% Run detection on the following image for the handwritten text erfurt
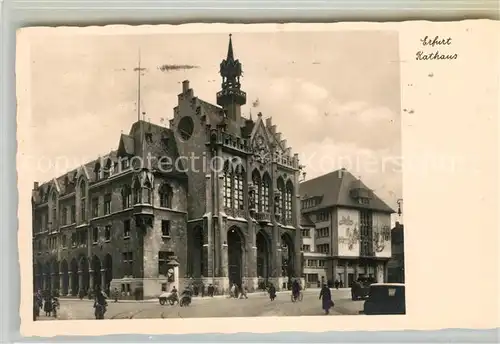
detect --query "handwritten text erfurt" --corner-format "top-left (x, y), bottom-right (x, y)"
top-left (416, 35), bottom-right (458, 61)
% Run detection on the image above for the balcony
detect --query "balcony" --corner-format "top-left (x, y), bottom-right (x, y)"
top-left (254, 211), bottom-right (271, 225)
top-left (221, 132), bottom-right (252, 153)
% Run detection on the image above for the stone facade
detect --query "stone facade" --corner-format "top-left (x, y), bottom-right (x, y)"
top-left (32, 35), bottom-right (303, 299)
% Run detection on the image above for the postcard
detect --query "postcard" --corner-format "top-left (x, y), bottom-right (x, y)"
top-left (16, 21), bottom-right (499, 336)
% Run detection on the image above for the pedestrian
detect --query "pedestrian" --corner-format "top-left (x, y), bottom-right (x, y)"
top-left (339, 280), bottom-right (344, 288)
top-left (268, 283), bottom-right (276, 301)
top-left (239, 283), bottom-right (248, 299)
top-left (113, 288), bottom-right (119, 302)
top-left (319, 283), bottom-right (334, 315)
top-left (334, 280), bottom-right (339, 289)
top-left (201, 283), bottom-right (205, 297)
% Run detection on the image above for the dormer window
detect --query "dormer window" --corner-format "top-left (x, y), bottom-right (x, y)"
top-left (145, 132), bottom-right (153, 143)
top-left (121, 157), bottom-right (130, 171)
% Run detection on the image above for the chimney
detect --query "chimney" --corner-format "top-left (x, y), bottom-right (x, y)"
top-left (182, 80), bottom-right (190, 93)
top-left (33, 182), bottom-right (39, 190)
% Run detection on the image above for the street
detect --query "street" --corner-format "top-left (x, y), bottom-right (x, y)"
top-left (36, 289), bottom-right (364, 320)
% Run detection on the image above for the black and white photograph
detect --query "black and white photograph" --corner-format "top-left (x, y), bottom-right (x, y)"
top-left (24, 26), bottom-right (405, 321)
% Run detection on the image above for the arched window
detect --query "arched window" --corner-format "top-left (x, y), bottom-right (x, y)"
top-left (121, 185), bottom-right (132, 209)
top-left (144, 181), bottom-right (152, 204)
top-left (94, 162), bottom-right (101, 181)
top-left (234, 166), bottom-right (244, 210)
top-left (134, 185), bottom-right (142, 204)
top-left (262, 174), bottom-right (271, 213)
top-left (79, 181), bottom-right (87, 222)
top-left (103, 159), bottom-right (112, 178)
top-left (223, 162), bottom-right (233, 209)
top-left (51, 193), bottom-right (57, 229)
top-left (252, 170), bottom-right (261, 211)
top-left (276, 178), bottom-right (285, 221)
top-left (159, 183), bottom-right (173, 208)
top-left (285, 181), bottom-right (293, 221)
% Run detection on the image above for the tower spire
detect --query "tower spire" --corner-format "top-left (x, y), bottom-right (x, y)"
top-left (137, 49), bottom-right (142, 122)
top-left (227, 33), bottom-right (234, 61)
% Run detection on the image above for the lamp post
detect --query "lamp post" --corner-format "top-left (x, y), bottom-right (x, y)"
top-left (396, 199), bottom-right (403, 216)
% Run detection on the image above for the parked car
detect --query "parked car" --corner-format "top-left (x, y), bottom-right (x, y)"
top-left (351, 277), bottom-right (373, 300)
top-left (363, 283), bottom-right (406, 315)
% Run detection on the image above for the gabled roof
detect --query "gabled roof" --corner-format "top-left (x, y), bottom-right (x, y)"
top-left (300, 169), bottom-right (395, 214)
top-left (118, 134), bottom-right (135, 156)
top-left (300, 214), bottom-right (315, 228)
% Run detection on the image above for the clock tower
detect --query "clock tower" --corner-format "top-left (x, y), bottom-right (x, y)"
top-left (217, 34), bottom-right (247, 135)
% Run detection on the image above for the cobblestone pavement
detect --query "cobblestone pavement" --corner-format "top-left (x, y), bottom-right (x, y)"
top-left (35, 289), bottom-right (364, 320)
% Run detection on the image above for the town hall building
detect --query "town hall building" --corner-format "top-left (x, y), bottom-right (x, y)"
top-left (31, 35), bottom-right (303, 299)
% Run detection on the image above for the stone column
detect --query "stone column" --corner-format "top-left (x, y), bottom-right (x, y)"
top-left (78, 270), bottom-right (83, 293)
top-left (220, 236), bottom-right (228, 278)
top-left (272, 224), bottom-right (282, 278)
top-left (51, 272), bottom-right (56, 291)
top-left (67, 272), bottom-right (73, 296)
top-left (101, 268), bottom-right (107, 291)
top-left (204, 173), bottom-right (214, 279)
top-left (89, 269), bottom-right (94, 289)
top-left (42, 273), bottom-right (47, 290)
top-left (293, 194), bottom-right (302, 277)
top-left (354, 262), bottom-right (359, 281)
top-left (59, 272), bottom-right (65, 295)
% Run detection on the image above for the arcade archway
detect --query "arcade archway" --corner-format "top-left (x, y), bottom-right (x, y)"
top-left (61, 260), bottom-right (69, 296)
top-left (70, 258), bottom-right (78, 295)
top-left (227, 226), bottom-right (244, 286)
top-left (91, 255), bottom-right (102, 290)
top-left (104, 254), bottom-right (113, 293)
top-left (281, 233), bottom-right (295, 278)
top-left (79, 256), bottom-right (89, 292)
top-left (256, 230), bottom-right (271, 280)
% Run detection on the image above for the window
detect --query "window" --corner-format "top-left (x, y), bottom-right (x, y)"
top-left (104, 194), bottom-right (111, 215)
top-left (61, 235), bottom-right (67, 248)
top-left (223, 164), bottom-right (232, 208)
top-left (161, 220), bottom-right (170, 237)
top-left (262, 177), bottom-right (270, 212)
top-left (134, 187), bottom-right (141, 204)
top-left (123, 220), bottom-right (131, 238)
top-left (319, 260), bottom-right (325, 268)
top-left (158, 251), bottom-right (174, 276)
top-left (316, 227), bottom-right (330, 238)
top-left (80, 181), bottom-right (87, 223)
top-left (307, 259), bottom-right (318, 267)
top-left (144, 188), bottom-right (152, 204)
top-left (159, 184), bottom-right (173, 208)
top-left (301, 228), bottom-right (310, 237)
top-left (284, 189), bottom-right (292, 220)
top-left (276, 180), bottom-right (284, 219)
top-left (92, 198), bottom-right (99, 217)
top-left (92, 227), bottom-right (99, 243)
top-left (122, 252), bottom-right (133, 277)
top-left (316, 244), bottom-right (330, 254)
top-left (302, 244), bottom-right (311, 252)
top-left (252, 173), bottom-right (261, 211)
top-left (70, 205), bottom-right (76, 223)
top-left (121, 157), bottom-right (130, 171)
top-left (234, 168), bottom-right (244, 210)
top-left (71, 233), bottom-right (77, 247)
top-left (61, 207), bottom-right (67, 225)
top-left (122, 185), bottom-right (131, 209)
top-left (52, 208), bottom-right (57, 229)
top-left (317, 211), bottom-right (329, 222)
top-left (104, 225), bottom-right (111, 242)
top-left (103, 164), bottom-right (110, 179)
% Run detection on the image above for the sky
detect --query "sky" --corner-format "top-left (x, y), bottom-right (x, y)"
top-left (26, 29), bottom-right (402, 221)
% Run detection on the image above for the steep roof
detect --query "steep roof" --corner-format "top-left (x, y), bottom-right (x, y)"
top-left (300, 214), bottom-right (315, 228)
top-left (299, 169), bottom-right (395, 214)
top-left (32, 120), bottom-right (183, 203)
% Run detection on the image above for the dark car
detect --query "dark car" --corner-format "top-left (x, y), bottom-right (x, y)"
top-left (351, 278), bottom-right (372, 300)
top-left (363, 283), bottom-right (406, 315)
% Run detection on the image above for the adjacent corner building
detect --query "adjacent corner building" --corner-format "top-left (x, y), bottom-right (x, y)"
top-left (299, 169), bottom-right (395, 287)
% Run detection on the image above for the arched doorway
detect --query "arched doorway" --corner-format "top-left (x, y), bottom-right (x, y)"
top-left (104, 254), bottom-right (113, 294)
top-left (51, 260), bottom-right (60, 291)
top-left (61, 260), bottom-right (69, 296)
top-left (91, 255), bottom-right (102, 290)
top-left (189, 226), bottom-right (204, 278)
top-left (256, 231), bottom-right (270, 280)
top-left (227, 227), bottom-right (244, 286)
top-left (281, 233), bottom-right (295, 278)
top-left (70, 258), bottom-right (78, 295)
top-left (79, 256), bottom-right (90, 292)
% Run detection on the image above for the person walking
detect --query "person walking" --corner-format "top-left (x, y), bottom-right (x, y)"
top-left (319, 283), bottom-right (334, 315)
